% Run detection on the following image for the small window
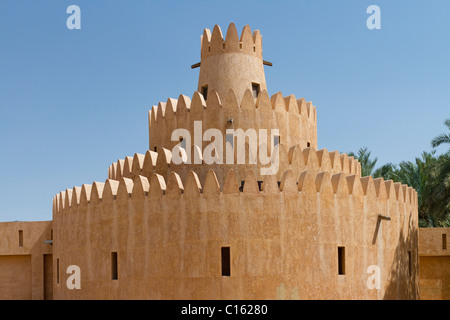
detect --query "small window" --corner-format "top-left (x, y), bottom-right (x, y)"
top-left (154, 146), bottom-right (157, 152)
top-left (221, 247), bottom-right (231, 277)
top-left (338, 247), bottom-right (345, 275)
top-left (111, 252), bottom-right (118, 280)
top-left (222, 43), bottom-right (226, 49)
top-left (179, 138), bottom-right (186, 150)
top-left (51, 229), bottom-right (53, 240)
top-left (273, 135), bottom-right (280, 147)
top-left (307, 142), bottom-right (311, 148)
top-left (408, 250), bottom-right (412, 276)
top-left (202, 85), bottom-right (208, 100)
top-left (239, 43), bottom-right (242, 49)
top-left (56, 258), bottom-right (60, 284)
top-left (443, 234), bottom-right (447, 250)
top-left (226, 133), bottom-right (234, 148)
top-left (252, 83), bottom-right (260, 98)
top-left (19, 230), bottom-right (23, 247)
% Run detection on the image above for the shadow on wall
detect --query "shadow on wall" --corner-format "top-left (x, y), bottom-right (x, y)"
top-left (383, 213), bottom-right (419, 300)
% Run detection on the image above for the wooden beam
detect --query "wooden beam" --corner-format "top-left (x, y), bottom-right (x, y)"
top-left (263, 60), bottom-right (273, 67)
top-left (191, 62), bottom-right (201, 69)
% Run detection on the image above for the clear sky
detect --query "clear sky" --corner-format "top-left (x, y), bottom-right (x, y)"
top-left (0, 0), bottom-right (449, 222)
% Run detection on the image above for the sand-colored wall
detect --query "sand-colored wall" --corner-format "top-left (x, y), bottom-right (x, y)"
top-left (0, 221), bottom-right (53, 300)
top-left (108, 144), bottom-right (361, 195)
top-left (148, 89), bottom-right (317, 156)
top-left (53, 169), bottom-right (419, 300)
top-left (197, 24), bottom-right (267, 103)
top-left (418, 227), bottom-right (450, 300)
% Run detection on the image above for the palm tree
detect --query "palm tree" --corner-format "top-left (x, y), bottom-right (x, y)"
top-left (348, 147), bottom-right (378, 177)
top-left (392, 152), bottom-right (438, 224)
top-left (373, 163), bottom-right (396, 180)
top-left (348, 121), bottom-right (450, 227)
top-left (431, 119), bottom-right (450, 149)
top-left (427, 119), bottom-right (450, 226)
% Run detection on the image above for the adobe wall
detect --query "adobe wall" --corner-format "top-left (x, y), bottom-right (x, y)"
top-left (108, 144), bottom-right (361, 194)
top-left (418, 227), bottom-right (450, 300)
top-left (0, 221), bottom-right (53, 300)
top-left (148, 89), bottom-right (318, 154)
top-left (53, 169), bottom-right (419, 300)
top-left (197, 24), bottom-right (267, 102)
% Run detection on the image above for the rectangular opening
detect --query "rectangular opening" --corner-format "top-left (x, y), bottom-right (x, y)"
top-left (201, 85), bottom-right (208, 100)
top-left (111, 252), bottom-right (118, 280)
top-left (50, 229), bottom-right (53, 240)
top-left (179, 137), bottom-right (186, 150)
top-left (273, 135), bottom-right (280, 147)
top-left (43, 254), bottom-right (53, 300)
top-left (221, 247), bottom-right (231, 277)
top-left (257, 181), bottom-right (263, 191)
top-left (408, 250), bottom-right (412, 276)
top-left (226, 133), bottom-right (234, 148)
top-left (338, 247), bottom-right (345, 275)
top-left (18, 230), bottom-right (23, 247)
top-left (307, 141), bottom-right (311, 148)
top-left (443, 234), bottom-right (447, 250)
top-left (252, 83), bottom-right (260, 98)
top-left (56, 258), bottom-right (60, 284)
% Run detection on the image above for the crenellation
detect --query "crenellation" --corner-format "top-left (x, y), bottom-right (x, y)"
top-left (331, 172), bottom-right (348, 195)
top-left (203, 169), bottom-right (221, 195)
top-left (280, 169), bottom-right (297, 194)
top-left (79, 184), bottom-right (92, 207)
top-left (72, 186), bottom-right (82, 207)
top-left (103, 179), bottom-right (119, 203)
top-left (123, 156), bottom-right (133, 178)
top-left (149, 173), bottom-right (167, 199)
top-left (91, 182), bottom-right (105, 204)
top-left (116, 159), bottom-right (125, 180)
top-left (242, 169), bottom-right (259, 195)
top-left (303, 147), bottom-right (320, 172)
top-left (131, 153), bottom-right (145, 178)
top-left (223, 169), bottom-right (240, 194)
top-left (284, 94), bottom-right (298, 114)
top-left (340, 154), bottom-right (350, 174)
top-left (373, 177), bottom-right (388, 201)
top-left (59, 191), bottom-right (66, 212)
top-left (166, 172), bottom-right (184, 196)
top-left (64, 189), bottom-right (73, 209)
top-left (360, 176), bottom-right (375, 197)
top-left (271, 92), bottom-right (285, 113)
top-left (184, 171), bottom-right (202, 197)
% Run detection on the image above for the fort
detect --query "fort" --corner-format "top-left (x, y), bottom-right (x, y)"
top-left (0, 23), bottom-right (448, 300)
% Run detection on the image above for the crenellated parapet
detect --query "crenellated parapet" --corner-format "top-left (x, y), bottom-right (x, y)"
top-left (197, 23), bottom-right (267, 102)
top-left (200, 23), bottom-right (262, 60)
top-left (148, 89), bottom-right (317, 154)
top-left (54, 168), bottom-right (417, 217)
top-left (107, 143), bottom-right (361, 189)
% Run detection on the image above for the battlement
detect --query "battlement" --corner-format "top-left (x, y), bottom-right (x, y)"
top-left (148, 88), bottom-right (317, 152)
top-left (200, 23), bottom-right (263, 60)
top-left (149, 89), bottom-right (316, 123)
top-left (106, 143), bottom-right (361, 187)
top-left (54, 168), bottom-right (417, 215)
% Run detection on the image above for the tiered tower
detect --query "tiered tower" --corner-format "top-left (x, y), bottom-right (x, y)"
top-left (52, 24), bottom-right (419, 300)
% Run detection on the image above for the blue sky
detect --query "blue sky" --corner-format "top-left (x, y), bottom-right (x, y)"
top-left (0, 0), bottom-right (449, 222)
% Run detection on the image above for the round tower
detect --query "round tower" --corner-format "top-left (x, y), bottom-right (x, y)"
top-left (196, 23), bottom-right (268, 103)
